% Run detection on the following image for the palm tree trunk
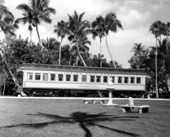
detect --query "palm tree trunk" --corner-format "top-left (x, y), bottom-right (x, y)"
top-left (35, 25), bottom-right (41, 42)
top-left (59, 38), bottom-right (63, 65)
top-left (0, 85), bottom-right (2, 96)
top-left (76, 55), bottom-right (79, 66)
top-left (69, 42), bottom-right (72, 65)
top-left (0, 50), bottom-right (19, 88)
top-left (30, 29), bottom-right (32, 41)
top-left (166, 29), bottom-right (169, 55)
top-left (29, 30), bottom-right (33, 46)
top-left (69, 54), bottom-right (72, 65)
top-left (2, 79), bottom-right (6, 96)
top-left (155, 37), bottom-right (158, 98)
top-left (76, 40), bottom-right (87, 67)
top-left (105, 35), bottom-right (116, 68)
top-left (99, 38), bottom-right (102, 68)
top-left (4, 60), bottom-right (19, 87)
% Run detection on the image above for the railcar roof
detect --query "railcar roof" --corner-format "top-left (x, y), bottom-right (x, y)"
top-left (17, 63), bottom-right (147, 75)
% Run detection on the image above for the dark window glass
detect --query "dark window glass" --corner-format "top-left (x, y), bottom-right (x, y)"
top-left (96, 76), bottom-right (101, 82)
top-left (50, 74), bottom-right (55, 81)
top-left (130, 77), bottom-right (134, 84)
top-left (103, 76), bottom-right (108, 83)
top-left (118, 77), bottom-right (122, 83)
top-left (35, 73), bottom-right (41, 80)
top-left (137, 77), bottom-right (141, 84)
top-left (90, 75), bottom-right (95, 82)
top-left (73, 75), bottom-right (78, 82)
top-left (58, 74), bottom-right (63, 81)
top-left (111, 76), bottom-right (115, 83)
top-left (124, 77), bottom-right (128, 83)
top-left (66, 74), bottom-right (71, 81)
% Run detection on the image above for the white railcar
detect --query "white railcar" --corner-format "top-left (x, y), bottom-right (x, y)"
top-left (17, 63), bottom-right (148, 97)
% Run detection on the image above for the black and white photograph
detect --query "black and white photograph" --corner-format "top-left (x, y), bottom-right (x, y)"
top-left (0, 0), bottom-right (170, 136)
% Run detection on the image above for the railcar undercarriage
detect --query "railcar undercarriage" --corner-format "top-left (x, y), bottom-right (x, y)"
top-left (22, 88), bottom-right (145, 98)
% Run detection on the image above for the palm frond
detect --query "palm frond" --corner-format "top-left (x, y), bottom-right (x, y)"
top-left (16, 4), bottom-right (32, 13)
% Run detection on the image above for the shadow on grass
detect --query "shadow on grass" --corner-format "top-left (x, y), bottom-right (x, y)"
top-left (0, 112), bottom-right (140, 137)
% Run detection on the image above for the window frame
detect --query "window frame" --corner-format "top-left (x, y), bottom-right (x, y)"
top-left (103, 76), bottom-right (108, 83)
top-left (130, 77), bottom-right (135, 84)
top-left (35, 73), bottom-right (41, 81)
top-left (96, 75), bottom-right (101, 83)
top-left (27, 73), bottom-right (33, 80)
top-left (118, 76), bottom-right (122, 83)
top-left (124, 77), bottom-right (129, 84)
top-left (90, 75), bottom-right (95, 82)
top-left (82, 75), bottom-right (87, 82)
top-left (50, 73), bottom-right (56, 81)
top-left (43, 73), bottom-right (48, 81)
top-left (66, 74), bottom-right (71, 82)
top-left (58, 74), bottom-right (63, 81)
top-left (73, 74), bottom-right (78, 82)
top-left (136, 77), bottom-right (141, 84)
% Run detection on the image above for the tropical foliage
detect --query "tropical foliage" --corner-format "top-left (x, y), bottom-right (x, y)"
top-left (16, 0), bottom-right (56, 43)
top-left (1, 0), bottom-right (170, 98)
top-left (54, 20), bottom-right (68, 65)
top-left (129, 36), bottom-right (170, 98)
top-left (91, 13), bottom-right (123, 68)
top-left (67, 11), bottom-right (91, 67)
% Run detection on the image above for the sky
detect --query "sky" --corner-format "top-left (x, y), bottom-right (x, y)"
top-left (2, 0), bottom-right (170, 68)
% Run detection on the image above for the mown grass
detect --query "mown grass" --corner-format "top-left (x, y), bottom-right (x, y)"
top-left (0, 98), bottom-right (169, 137)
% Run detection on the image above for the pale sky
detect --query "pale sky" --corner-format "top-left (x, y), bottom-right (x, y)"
top-left (2, 0), bottom-right (170, 68)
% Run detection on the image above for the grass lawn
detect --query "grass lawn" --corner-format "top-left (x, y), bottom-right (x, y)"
top-left (0, 98), bottom-right (170, 137)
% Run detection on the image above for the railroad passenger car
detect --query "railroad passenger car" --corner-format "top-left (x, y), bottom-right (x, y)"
top-left (17, 63), bottom-right (148, 97)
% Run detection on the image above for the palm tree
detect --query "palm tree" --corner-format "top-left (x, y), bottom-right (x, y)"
top-left (41, 37), bottom-right (59, 63)
top-left (129, 43), bottom-right (146, 69)
top-left (103, 13), bottom-right (123, 68)
top-left (0, 2), bottom-right (17, 39)
top-left (0, 2), bottom-right (19, 88)
top-left (15, 4), bottom-right (34, 43)
top-left (91, 16), bottom-right (105, 67)
top-left (70, 36), bottom-right (91, 66)
top-left (67, 11), bottom-right (90, 67)
top-left (165, 22), bottom-right (170, 55)
top-left (54, 20), bottom-right (68, 65)
top-left (41, 37), bottom-right (58, 50)
top-left (92, 13), bottom-right (123, 68)
top-left (132, 43), bottom-right (145, 56)
top-left (16, 0), bottom-right (56, 43)
top-left (150, 20), bottom-right (166, 43)
top-left (149, 20), bottom-right (166, 98)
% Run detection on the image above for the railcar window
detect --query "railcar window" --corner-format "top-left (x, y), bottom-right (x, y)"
top-left (82, 75), bottom-right (87, 82)
top-left (73, 75), bottom-right (78, 82)
top-left (136, 77), bottom-right (141, 84)
top-left (58, 74), bottom-right (63, 81)
top-left (66, 74), bottom-right (71, 81)
top-left (130, 77), bottom-right (135, 84)
top-left (124, 77), bottom-right (129, 84)
top-left (118, 77), bottom-right (122, 83)
top-left (35, 73), bottom-right (41, 80)
top-left (90, 75), bottom-right (95, 82)
top-left (103, 76), bottom-right (108, 83)
top-left (111, 76), bottom-right (115, 83)
top-left (96, 76), bottom-right (101, 83)
top-left (50, 74), bottom-right (55, 81)
top-left (43, 73), bottom-right (48, 81)
top-left (27, 73), bottom-right (33, 80)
